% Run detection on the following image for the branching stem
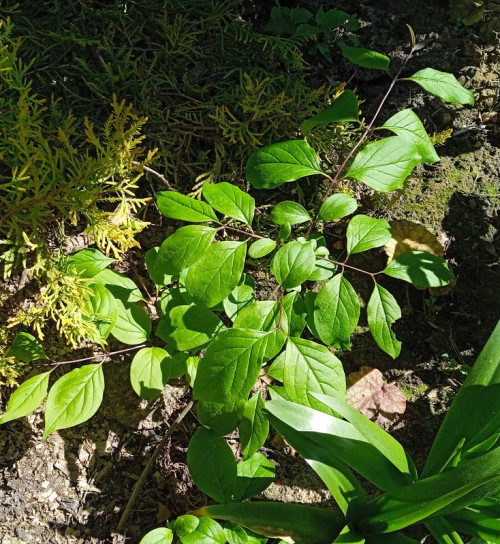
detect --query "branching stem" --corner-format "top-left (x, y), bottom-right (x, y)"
top-left (49, 344), bottom-right (146, 366)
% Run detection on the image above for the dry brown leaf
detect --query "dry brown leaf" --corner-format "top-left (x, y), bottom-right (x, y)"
top-left (384, 220), bottom-right (444, 264)
top-left (346, 366), bottom-right (406, 428)
top-left (157, 502), bottom-right (172, 523)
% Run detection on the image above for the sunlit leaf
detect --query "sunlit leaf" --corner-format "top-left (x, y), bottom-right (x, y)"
top-left (270, 201), bottom-right (311, 225)
top-left (367, 284), bottom-right (402, 359)
top-left (156, 191), bottom-right (219, 222)
top-left (234, 453), bottom-right (275, 501)
top-left (346, 215), bottom-right (392, 255)
top-left (8, 332), bottom-right (46, 362)
top-left (302, 90), bottom-right (359, 135)
top-left (271, 240), bottom-right (316, 289)
top-left (248, 238), bottom-right (277, 259)
top-left (383, 250), bottom-right (453, 288)
top-left (318, 193), bottom-right (358, 221)
top-left (130, 347), bottom-right (171, 401)
top-left (0, 371), bottom-right (51, 424)
top-left (406, 68), bottom-right (474, 105)
top-left (239, 391), bottom-right (269, 459)
top-left (202, 182), bottom-right (255, 225)
top-left (66, 248), bottom-right (114, 278)
top-left (341, 46), bottom-right (390, 71)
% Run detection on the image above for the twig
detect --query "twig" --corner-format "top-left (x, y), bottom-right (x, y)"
top-left (116, 400), bottom-right (194, 532)
top-left (133, 162), bottom-right (172, 189)
top-left (49, 344), bottom-right (146, 366)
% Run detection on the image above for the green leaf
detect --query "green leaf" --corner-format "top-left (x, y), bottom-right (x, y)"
top-left (406, 68), bottom-right (474, 105)
top-left (239, 391), bottom-right (269, 459)
top-left (271, 241), bottom-right (316, 289)
top-left (446, 500), bottom-right (500, 542)
top-left (367, 284), bottom-right (402, 358)
top-left (282, 337), bottom-right (345, 414)
top-left (224, 522), bottom-right (250, 544)
top-left (145, 247), bottom-right (174, 288)
top-left (197, 400), bottom-right (245, 435)
top-left (316, 7), bottom-right (350, 29)
top-left (8, 332), bottom-right (46, 362)
top-left (341, 46), bottom-right (390, 71)
top-left (156, 191), bottom-right (219, 222)
top-left (110, 298), bottom-right (152, 345)
top-left (307, 258), bottom-right (337, 281)
top-left (0, 371), bottom-right (51, 424)
top-left (168, 304), bottom-right (226, 351)
top-left (279, 222), bottom-right (292, 242)
top-left (187, 427), bottom-right (237, 503)
top-left (139, 527), bottom-right (173, 544)
top-left (157, 225), bottom-right (217, 276)
top-left (176, 516), bottom-right (226, 544)
top-left (224, 275), bottom-right (255, 322)
top-left (282, 291), bottom-right (307, 337)
top-left (193, 329), bottom-right (285, 403)
top-left (302, 90), bottom-right (359, 135)
top-left (194, 502), bottom-right (345, 543)
top-left (248, 238), bottom-right (276, 259)
top-left (318, 193), bottom-right (358, 221)
top-left (186, 241), bottom-right (247, 308)
top-left (346, 215), bottom-right (392, 255)
top-left (202, 182), bottom-right (255, 225)
top-left (270, 201), bottom-right (311, 225)
top-left (84, 283), bottom-right (119, 339)
top-left (43, 364), bottom-right (104, 438)
top-left (312, 275), bottom-right (360, 349)
top-left (346, 136), bottom-right (421, 192)
top-left (235, 453), bottom-right (275, 501)
top-left (382, 109), bottom-right (440, 163)
top-left (130, 347), bottom-right (171, 401)
top-left (246, 140), bottom-right (325, 189)
top-left (383, 251), bottom-right (454, 288)
top-left (66, 248), bottom-right (114, 278)
top-left (94, 268), bottom-right (144, 303)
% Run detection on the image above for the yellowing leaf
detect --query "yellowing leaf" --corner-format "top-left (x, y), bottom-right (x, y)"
top-left (384, 220), bottom-right (444, 264)
top-left (346, 366), bottom-right (406, 428)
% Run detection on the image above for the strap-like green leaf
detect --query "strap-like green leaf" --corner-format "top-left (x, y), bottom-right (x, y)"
top-left (43, 364), bottom-right (104, 438)
top-left (282, 337), bottom-right (345, 414)
top-left (312, 274), bottom-right (360, 349)
top-left (271, 240), bottom-right (316, 289)
top-left (202, 182), bottom-right (255, 225)
top-left (346, 136), bottom-right (421, 192)
top-left (246, 140), bottom-right (325, 189)
top-left (367, 283), bottom-right (402, 359)
top-left (130, 347), bottom-right (171, 401)
top-left (302, 90), bottom-right (359, 135)
top-left (158, 225), bottom-right (217, 275)
top-left (346, 215), bottom-right (392, 255)
top-left (156, 191), bottom-right (219, 222)
top-left (318, 193), bottom-right (358, 221)
top-left (383, 251), bottom-right (454, 288)
top-left (186, 241), bottom-right (247, 308)
top-left (341, 46), bottom-right (390, 71)
top-left (270, 201), bottom-right (311, 225)
top-left (446, 499), bottom-right (500, 542)
top-left (193, 502), bottom-right (345, 543)
top-left (0, 371), bottom-right (51, 424)
top-left (406, 68), bottom-right (474, 105)
top-left (381, 109), bottom-right (439, 163)
top-left (424, 517), bottom-right (464, 544)
top-left (239, 391), bottom-right (269, 459)
top-left (187, 427), bottom-right (238, 503)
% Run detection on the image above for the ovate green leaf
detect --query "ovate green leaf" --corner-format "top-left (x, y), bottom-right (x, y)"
top-left (197, 400), bottom-right (245, 435)
top-left (302, 90), bottom-right (359, 135)
top-left (139, 527), bottom-right (173, 544)
top-left (383, 251), bottom-right (454, 288)
top-left (84, 283), bottom-right (119, 339)
top-left (202, 182), bottom-right (255, 225)
top-left (312, 275), bottom-right (360, 348)
top-left (187, 427), bottom-right (237, 503)
top-left (346, 215), bottom-right (392, 255)
top-left (246, 140), bottom-right (325, 189)
top-left (156, 191), bottom-right (218, 222)
top-left (341, 46), bottom-right (390, 71)
top-left (239, 391), bottom-right (269, 459)
top-left (168, 304), bottom-right (226, 351)
top-left (8, 332), bottom-right (46, 362)
top-left (176, 516), bottom-right (226, 544)
top-left (94, 268), bottom-right (144, 303)
top-left (66, 248), bottom-right (114, 278)
top-left (270, 201), bottom-right (311, 225)
top-left (234, 453), bottom-right (275, 501)
top-left (130, 347), bottom-right (172, 401)
top-left (406, 68), bottom-right (474, 105)
top-left (110, 298), bottom-right (152, 345)
top-left (367, 284), bottom-right (402, 359)
top-left (43, 364), bottom-right (104, 438)
top-left (318, 193), bottom-right (358, 221)
top-left (283, 338), bottom-right (345, 414)
top-left (158, 225), bottom-right (217, 275)
top-left (346, 136), bottom-right (421, 192)
top-left (282, 291), bottom-right (307, 337)
top-left (0, 371), bottom-right (51, 424)
top-left (382, 109), bottom-right (440, 163)
top-left (145, 247), bottom-right (174, 288)
top-left (248, 238), bottom-right (276, 259)
top-left (223, 275), bottom-right (255, 322)
top-left (271, 241), bottom-right (316, 289)
top-left (186, 242), bottom-right (247, 308)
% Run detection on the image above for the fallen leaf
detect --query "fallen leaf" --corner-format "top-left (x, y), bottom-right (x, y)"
top-left (346, 366), bottom-right (406, 428)
top-left (157, 502), bottom-right (172, 523)
top-left (384, 220), bottom-right (444, 264)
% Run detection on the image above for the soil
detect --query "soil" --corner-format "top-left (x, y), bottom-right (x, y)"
top-left (1, 1), bottom-right (499, 543)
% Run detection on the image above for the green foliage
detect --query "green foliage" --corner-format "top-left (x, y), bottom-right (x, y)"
top-left (198, 321), bottom-right (500, 544)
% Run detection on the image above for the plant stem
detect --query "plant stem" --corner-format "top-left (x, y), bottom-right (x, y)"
top-left (49, 344), bottom-right (146, 366)
top-left (221, 225), bottom-right (264, 239)
top-left (318, 256), bottom-right (380, 278)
